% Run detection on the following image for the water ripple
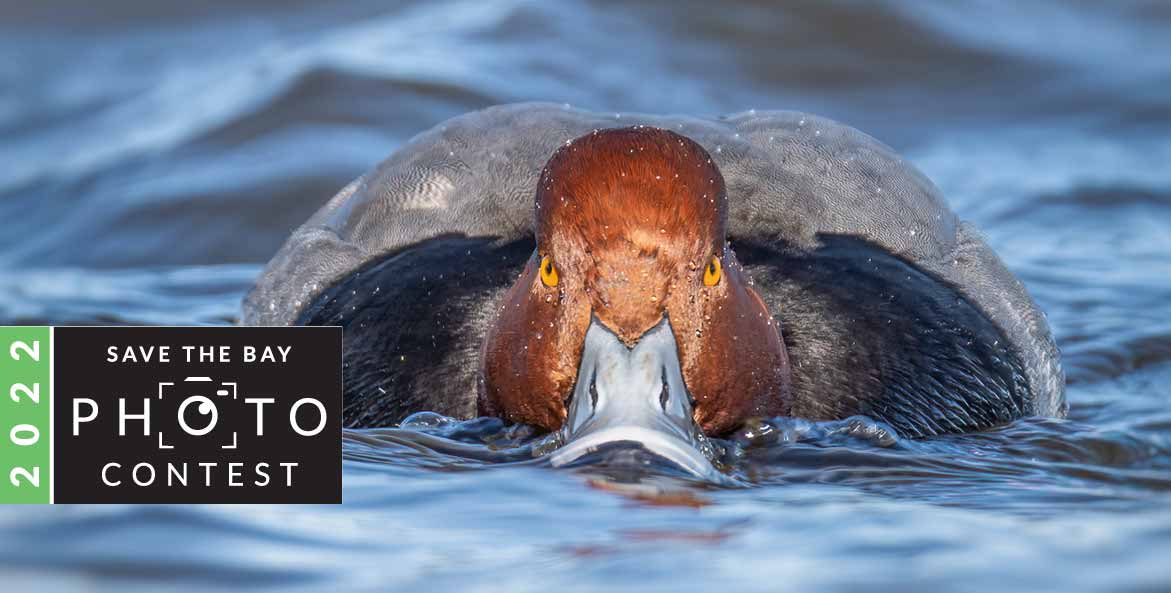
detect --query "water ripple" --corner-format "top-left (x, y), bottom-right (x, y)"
top-left (2, 0), bottom-right (1171, 591)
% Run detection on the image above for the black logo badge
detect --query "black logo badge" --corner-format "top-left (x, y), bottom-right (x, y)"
top-left (52, 327), bottom-right (342, 504)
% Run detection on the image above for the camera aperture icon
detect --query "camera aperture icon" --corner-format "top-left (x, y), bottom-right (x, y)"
top-left (156, 377), bottom-right (241, 450)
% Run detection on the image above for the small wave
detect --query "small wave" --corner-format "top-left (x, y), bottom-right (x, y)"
top-left (343, 411), bottom-right (1171, 514)
top-left (729, 415), bottom-right (902, 450)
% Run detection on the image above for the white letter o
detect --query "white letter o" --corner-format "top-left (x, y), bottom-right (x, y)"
top-left (290, 398), bottom-right (327, 437)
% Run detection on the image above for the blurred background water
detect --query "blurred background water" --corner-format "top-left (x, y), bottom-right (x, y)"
top-left (2, 1), bottom-right (1170, 591)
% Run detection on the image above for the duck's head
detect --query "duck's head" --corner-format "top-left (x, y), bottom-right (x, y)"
top-left (479, 127), bottom-right (791, 474)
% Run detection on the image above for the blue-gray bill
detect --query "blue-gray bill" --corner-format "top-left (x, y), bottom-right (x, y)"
top-left (548, 317), bottom-right (724, 480)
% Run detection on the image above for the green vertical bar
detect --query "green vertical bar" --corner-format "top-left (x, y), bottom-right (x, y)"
top-left (0, 327), bottom-right (51, 504)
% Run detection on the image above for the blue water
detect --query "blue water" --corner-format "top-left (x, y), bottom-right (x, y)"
top-left (2, 1), bottom-right (1171, 591)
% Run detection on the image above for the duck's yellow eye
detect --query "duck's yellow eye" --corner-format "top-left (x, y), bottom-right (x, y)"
top-left (703, 255), bottom-right (722, 287)
top-left (540, 255), bottom-right (559, 287)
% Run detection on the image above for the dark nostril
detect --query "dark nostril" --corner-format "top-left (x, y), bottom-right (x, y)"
top-left (660, 367), bottom-right (670, 411)
top-left (589, 370), bottom-right (599, 409)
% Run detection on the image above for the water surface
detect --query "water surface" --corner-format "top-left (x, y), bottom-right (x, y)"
top-left (2, 1), bottom-right (1170, 591)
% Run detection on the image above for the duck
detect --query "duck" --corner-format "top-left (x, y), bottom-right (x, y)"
top-left (243, 103), bottom-right (1065, 472)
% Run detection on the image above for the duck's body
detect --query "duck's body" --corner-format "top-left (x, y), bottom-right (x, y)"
top-left (244, 103), bottom-right (1064, 440)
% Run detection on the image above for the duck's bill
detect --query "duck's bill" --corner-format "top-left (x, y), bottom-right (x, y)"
top-left (548, 317), bottom-right (722, 480)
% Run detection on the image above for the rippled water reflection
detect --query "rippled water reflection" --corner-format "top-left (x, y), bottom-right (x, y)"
top-left (2, 1), bottom-right (1170, 591)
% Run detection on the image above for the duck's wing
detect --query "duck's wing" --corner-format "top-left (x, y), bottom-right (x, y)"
top-left (737, 235), bottom-right (1040, 436)
top-left (243, 103), bottom-right (1064, 430)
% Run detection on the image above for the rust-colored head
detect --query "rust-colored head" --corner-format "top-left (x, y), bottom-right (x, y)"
top-left (479, 127), bottom-right (791, 436)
